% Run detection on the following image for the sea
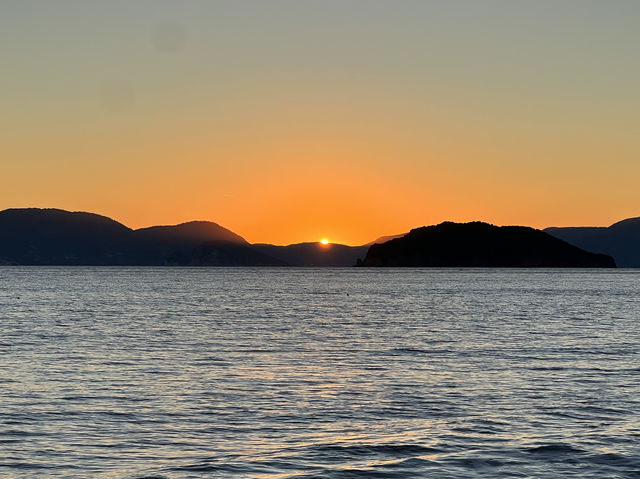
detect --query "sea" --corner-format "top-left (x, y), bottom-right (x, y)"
top-left (1, 267), bottom-right (639, 478)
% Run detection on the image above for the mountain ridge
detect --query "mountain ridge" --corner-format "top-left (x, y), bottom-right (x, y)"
top-left (545, 218), bottom-right (640, 267)
top-left (0, 208), bottom-right (366, 266)
top-left (0, 208), bottom-right (633, 267)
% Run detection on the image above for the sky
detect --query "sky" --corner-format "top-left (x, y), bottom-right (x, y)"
top-left (2, 1), bottom-right (639, 245)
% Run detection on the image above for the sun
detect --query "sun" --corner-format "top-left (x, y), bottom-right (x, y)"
top-left (320, 238), bottom-right (329, 245)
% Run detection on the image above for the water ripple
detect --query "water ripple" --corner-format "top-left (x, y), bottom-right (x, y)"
top-left (0, 267), bottom-right (639, 478)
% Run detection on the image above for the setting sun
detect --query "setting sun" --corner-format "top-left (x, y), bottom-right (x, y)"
top-left (320, 239), bottom-right (329, 245)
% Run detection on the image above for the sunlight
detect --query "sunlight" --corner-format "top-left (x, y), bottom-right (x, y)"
top-left (320, 239), bottom-right (329, 245)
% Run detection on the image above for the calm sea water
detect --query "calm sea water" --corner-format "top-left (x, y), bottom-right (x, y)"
top-left (0, 267), bottom-right (639, 478)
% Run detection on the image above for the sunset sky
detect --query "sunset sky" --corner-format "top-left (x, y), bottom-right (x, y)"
top-left (2, 1), bottom-right (639, 245)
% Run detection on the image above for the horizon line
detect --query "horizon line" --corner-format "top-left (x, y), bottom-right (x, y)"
top-left (2, 206), bottom-right (637, 248)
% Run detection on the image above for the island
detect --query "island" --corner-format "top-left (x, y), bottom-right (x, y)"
top-left (356, 221), bottom-right (615, 267)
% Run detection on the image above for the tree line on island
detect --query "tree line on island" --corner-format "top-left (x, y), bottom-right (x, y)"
top-left (1, 207), bottom-right (637, 267)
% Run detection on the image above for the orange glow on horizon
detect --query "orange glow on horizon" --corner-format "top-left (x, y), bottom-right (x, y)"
top-left (6, 105), bottom-right (636, 247)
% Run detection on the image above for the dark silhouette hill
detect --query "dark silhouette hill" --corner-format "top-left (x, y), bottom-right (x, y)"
top-left (135, 221), bottom-right (247, 244)
top-left (357, 221), bottom-right (615, 267)
top-left (0, 208), bottom-right (283, 266)
top-left (0, 208), bottom-right (360, 266)
top-left (131, 221), bottom-right (250, 265)
top-left (0, 208), bottom-right (134, 265)
top-left (545, 217), bottom-right (640, 267)
top-left (253, 242), bottom-right (368, 267)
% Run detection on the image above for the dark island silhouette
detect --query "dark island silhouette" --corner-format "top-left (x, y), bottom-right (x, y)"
top-left (545, 217), bottom-right (640, 267)
top-left (0, 208), bottom-right (622, 267)
top-left (357, 221), bottom-right (615, 268)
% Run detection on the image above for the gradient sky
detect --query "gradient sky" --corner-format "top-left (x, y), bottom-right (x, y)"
top-left (2, 1), bottom-right (639, 245)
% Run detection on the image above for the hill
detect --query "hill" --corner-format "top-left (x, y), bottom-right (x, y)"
top-left (135, 221), bottom-right (247, 244)
top-left (0, 208), bottom-right (134, 265)
top-left (0, 208), bottom-right (363, 266)
top-left (0, 209), bottom-right (282, 266)
top-left (131, 221), bottom-right (250, 265)
top-left (357, 221), bottom-right (615, 267)
top-left (545, 217), bottom-right (640, 267)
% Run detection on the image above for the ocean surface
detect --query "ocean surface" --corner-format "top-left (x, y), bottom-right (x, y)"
top-left (1, 267), bottom-right (639, 478)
